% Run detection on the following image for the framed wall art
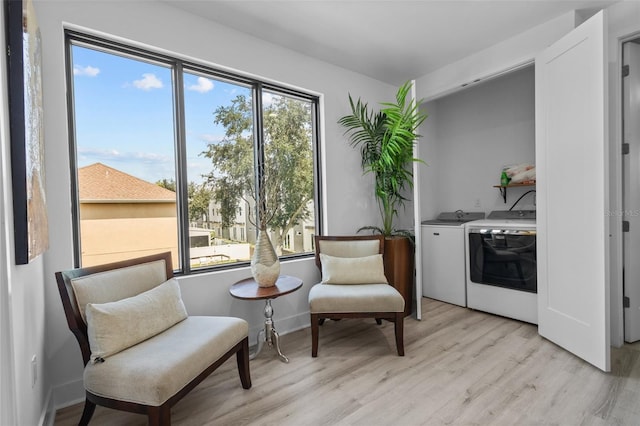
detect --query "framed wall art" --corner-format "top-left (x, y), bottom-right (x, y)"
top-left (6, 0), bottom-right (48, 264)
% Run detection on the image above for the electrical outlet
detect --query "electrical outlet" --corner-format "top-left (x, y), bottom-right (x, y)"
top-left (474, 198), bottom-right (481, 208)
top-left (31, 355), bottom-right (37, 388)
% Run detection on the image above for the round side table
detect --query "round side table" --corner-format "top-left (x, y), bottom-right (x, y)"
top-left (229, 275), bottom-right (303, 363)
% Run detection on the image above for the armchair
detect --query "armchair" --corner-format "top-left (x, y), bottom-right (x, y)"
top-left (308, 235), bottom-right (405, 357)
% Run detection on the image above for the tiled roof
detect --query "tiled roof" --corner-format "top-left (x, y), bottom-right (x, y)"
top-left (78, 163), bottom-right (176, 202)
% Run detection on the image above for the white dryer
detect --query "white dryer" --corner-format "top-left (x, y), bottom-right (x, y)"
top-left (465, 210), bottom-right (537, 324)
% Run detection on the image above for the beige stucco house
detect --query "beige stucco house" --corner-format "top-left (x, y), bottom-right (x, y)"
top-left (77, 163), bottom-right (179, 266)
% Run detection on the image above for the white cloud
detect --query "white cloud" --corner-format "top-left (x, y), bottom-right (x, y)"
top-left (262, 92), bottom-right (275, 107)
top-left (133, 151), bottom-right (171, 162)
top-left (77, 147), bottom-right (171, 164)
top-left (187, 77), bottom-right (214, 93)
top-left (200, 133), bottom-right (224, 144)
top-left (74, 65), bottom-right (100, 77)
top-left (133, 73), bottom-right (163, 91)
top-left (77, 147), bottom-right (121, 161)
top-left (187, 160), bottom-right (213, 185)
top-left (77, 147), bottom-right (175, 183)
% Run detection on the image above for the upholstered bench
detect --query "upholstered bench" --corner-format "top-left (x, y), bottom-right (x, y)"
top-left (83, 316), bottom-right (247, 407)
top-left (308, 235), bottom-right (405, 357)
top-left (56, 252), bottom-right (251, 426)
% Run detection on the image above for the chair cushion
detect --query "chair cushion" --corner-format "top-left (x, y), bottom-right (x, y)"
top-left (84, 316), bottom-right (248, 406)
top-left (320, 253), bottom-right (388, 284)
top-left (70, 259), bottom-right (168, 323)
top-left (85, 278), bottom-right (188, 362)
top-left (309, 283), bottom-right (404, 313)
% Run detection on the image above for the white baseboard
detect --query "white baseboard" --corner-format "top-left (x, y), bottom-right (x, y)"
top-left (248, 310), bottom-right (310, 343)
top-left (52, 378), bottom-right (85, 411)
top-left (39, 388), bottom-right (54, 426)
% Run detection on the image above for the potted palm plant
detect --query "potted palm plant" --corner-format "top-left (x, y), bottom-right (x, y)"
top-left (338, 81), bottom-right (427, 317)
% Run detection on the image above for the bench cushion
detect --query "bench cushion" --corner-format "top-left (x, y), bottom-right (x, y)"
top-left (309, 283), bottom-right (404, 313)
top-left (86, 278), bottom-right (188, 362)
top-left (84, 316), bottom-right (248, 406)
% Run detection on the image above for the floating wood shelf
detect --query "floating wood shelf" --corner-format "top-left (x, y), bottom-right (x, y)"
top-left (493, 182), bottom-right (536, 203)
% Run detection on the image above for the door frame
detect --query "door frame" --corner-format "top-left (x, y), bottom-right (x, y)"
top-left (412, 79), bottom-right (423, 320)
top-left (614, 30), bottom-right (640, 346)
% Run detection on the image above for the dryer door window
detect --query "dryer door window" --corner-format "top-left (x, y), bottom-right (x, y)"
top-left (468, 229), bottom-right (537, 293)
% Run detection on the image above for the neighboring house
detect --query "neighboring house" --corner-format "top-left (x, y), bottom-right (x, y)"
top-left (207, 196), bottom-right (315, 255)
top-left (208, 198), bottom-right (252, 244)
top-left (284, 200), bottom-right (316, 254)
top-left (79, 163), bottom-right (251, 268)
top-left (77, 163), bottom-right (179, 266)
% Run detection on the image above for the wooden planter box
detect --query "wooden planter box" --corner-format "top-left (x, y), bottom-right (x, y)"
top-left (383, 236), bottom-right (414, 317)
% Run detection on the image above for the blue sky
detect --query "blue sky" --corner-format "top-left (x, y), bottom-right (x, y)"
top-left (72, 44), bottom-right (251, 185)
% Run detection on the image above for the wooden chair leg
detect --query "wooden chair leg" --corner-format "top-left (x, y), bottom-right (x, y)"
top-left (236, 337), bottom-right (252, 389)
top-left (311, 313), bottom-right (319, 357)
top-left (394, 312), bottom-right (405, 356)
top-left (147, 404), bottom-right (171, 426)
top-left (78, 397), bottom-right (96, 426)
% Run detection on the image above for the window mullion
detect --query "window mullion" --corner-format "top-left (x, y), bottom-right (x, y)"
top-left (65, 35), bottom-right (83, 268)
top-left (311, 101), bottom-right (323, 236)
top-left (173, 63), bottom-right (190, 273)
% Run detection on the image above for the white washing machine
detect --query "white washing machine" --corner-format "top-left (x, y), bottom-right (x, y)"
top-left (421, 211), bottom-right (484, 307)
top-left (464, 210), bottom-right (537, 324)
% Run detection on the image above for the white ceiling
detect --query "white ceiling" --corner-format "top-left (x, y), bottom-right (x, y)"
top-left (163, 0), bottom-right (618, 85)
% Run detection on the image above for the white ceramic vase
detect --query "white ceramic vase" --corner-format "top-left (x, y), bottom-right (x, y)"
top-left (251, 229), bottom-right (280, 287)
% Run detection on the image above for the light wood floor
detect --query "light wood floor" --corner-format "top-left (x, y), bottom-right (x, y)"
top-left (54, 298), bottom-right (640, 425)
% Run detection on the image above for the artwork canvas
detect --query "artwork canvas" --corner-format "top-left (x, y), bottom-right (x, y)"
top-left (6, 0), bottom-right (48, 264)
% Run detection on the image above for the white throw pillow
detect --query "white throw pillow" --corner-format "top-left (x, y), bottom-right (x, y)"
top-left (85, 278), bottom-right (188, 362)
top-left (320, 253), bottom-right (388, 284)
top-left (70, 259), bottom-right (168, 324)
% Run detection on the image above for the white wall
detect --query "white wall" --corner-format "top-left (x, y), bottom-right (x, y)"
top-left (418, 66), bottom-right (536, 219)
top-left (415, 11), bottom-right (576, 102)
top-left (413, 11), bottom-right (576, 222)
top-left (0, 6), bottom-right (18, 423)
top-left (0, 3), bottom-right (51, 425)
top-left (417, 101), bottom-right (439, 222)
top-left (33, 0), bottom-right (395, 412)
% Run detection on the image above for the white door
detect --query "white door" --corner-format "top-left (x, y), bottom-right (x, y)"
top-left (623, 40), bottom-right (640, 342)
top-left (536, 11), bottom-right (610, 371)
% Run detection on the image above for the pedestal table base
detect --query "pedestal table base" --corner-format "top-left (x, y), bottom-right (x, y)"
top-left (250, 299), bottom-right (289, 362)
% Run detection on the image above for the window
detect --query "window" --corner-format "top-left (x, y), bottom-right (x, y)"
top-left (66, 32), bottom-right (321, 273)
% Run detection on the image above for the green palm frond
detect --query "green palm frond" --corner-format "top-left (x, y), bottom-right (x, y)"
top-left (338, 81), bottom-right (428, 237)
top-left (356, 225), bottom-right (386, 235)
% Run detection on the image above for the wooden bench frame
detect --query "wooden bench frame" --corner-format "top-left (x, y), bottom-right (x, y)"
top-left (55, 252), bottom-right (251, 426)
